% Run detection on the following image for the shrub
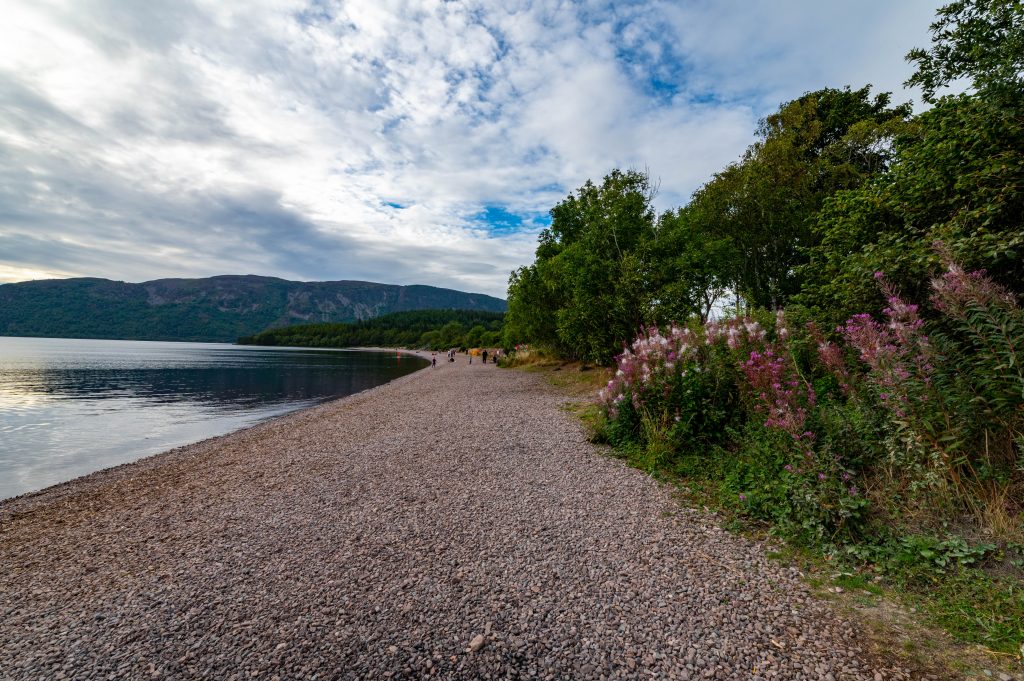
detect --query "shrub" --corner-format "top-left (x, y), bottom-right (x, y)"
top-left (598, 253), bottom-right (1022, 547)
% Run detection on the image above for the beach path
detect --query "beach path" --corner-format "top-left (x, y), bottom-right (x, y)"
top-left (0, 356), bottom-right (906, 680)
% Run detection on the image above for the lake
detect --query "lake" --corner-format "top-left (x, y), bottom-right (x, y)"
top-left (0, 337), bottom-right (427, 500)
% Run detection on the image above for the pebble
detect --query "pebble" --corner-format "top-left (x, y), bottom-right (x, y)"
top-left (469, 635), bottom-right (485, 653)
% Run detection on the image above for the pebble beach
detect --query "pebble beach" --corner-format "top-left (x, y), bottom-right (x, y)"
top-left (0, 355), bottom-right (911, 680)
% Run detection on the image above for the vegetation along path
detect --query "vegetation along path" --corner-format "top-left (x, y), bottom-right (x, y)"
top-left (1, 357), bottom-right (912, 680)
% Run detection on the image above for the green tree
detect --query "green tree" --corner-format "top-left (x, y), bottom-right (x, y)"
top-left (506, 169), bottom-right (658, 363)
top-left (647, 207), bottom-right (733, 323)
top-left (906, 0), bottom-right (1024, 103)
top-left (504, 263), bottom-right (562, 351)
top-left (800, 95), bottom-right (1024, 324)
top-left (465, 324), bottom-right (487, 348)
top-left (690, 86), bottom-right (911, 309)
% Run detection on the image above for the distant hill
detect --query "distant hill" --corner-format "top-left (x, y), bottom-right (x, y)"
top-left (0, 275), bottom-right (507, 342)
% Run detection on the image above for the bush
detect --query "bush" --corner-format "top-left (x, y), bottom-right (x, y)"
top-left (597, 254), bottom-right (1022, 549)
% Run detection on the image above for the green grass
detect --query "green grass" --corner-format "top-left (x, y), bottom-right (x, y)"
top-left (916, 570), bottom-right (1024, 654)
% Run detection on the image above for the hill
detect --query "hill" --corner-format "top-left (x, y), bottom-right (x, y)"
top-left (0, 275), bottom-right (506, 342)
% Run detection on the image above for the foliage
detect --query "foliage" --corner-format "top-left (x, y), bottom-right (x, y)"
top-left (505, 169), bottom-right (659, 364)
top-left (687, 86), bottom-right (912, 310)
top-left (238, 309), bottom-right (504, 350)
top-left (798, 91), bottom-right (1024, 326)
top-left (906, 0), bottom-right (1024, 103)
top-left (646, 208), bottom-right (734, 323)
top-left (599, 259), bottom-right (1023, 546)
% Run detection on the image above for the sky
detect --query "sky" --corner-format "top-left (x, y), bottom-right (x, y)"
top-left (0, 0), bottom-right (947, 298)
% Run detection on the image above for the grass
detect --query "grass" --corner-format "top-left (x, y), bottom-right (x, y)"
top-left (756, 538), bottom-right (1022, 678)
top-left (512, 360), bottom-right (1024, 679)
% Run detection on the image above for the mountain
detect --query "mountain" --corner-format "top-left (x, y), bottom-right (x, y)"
top-left (0, 275), bottom-right (507, 342)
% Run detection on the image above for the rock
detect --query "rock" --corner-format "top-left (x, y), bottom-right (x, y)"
top-left (469, 635), bottom-right (486, 653)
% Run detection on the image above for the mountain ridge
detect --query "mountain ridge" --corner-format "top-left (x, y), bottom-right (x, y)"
top-left (0, 275), bottom-right (506, 342)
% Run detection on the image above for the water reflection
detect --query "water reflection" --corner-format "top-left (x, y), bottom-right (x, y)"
top-left (0, 337), bottom-right (426, 499)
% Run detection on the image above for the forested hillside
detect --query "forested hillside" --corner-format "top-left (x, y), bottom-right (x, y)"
top-left (504, 0), bottom-right (1024, 653)
top-left (239, 309), bottom-right (504, 350)
top-left (0, 276), bottom-right (506, 342)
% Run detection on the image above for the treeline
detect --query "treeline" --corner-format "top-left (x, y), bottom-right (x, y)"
top-left (507, 1), bottom-right (1021, 363)
top-left (505, 0), bottom-right (1023, 652)
top-left (238, 309), bottom-right (504, 350)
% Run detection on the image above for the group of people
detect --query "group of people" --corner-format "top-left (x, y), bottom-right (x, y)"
top-left (430, 348), bottom-right (501, 368)
top-left (476, 349), bottom-right (501, 364)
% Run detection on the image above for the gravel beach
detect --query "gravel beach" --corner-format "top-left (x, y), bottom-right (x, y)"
top-left (1, 356), bottom-right (911, 680)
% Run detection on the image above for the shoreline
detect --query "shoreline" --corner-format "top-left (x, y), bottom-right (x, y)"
top-left (0, 346), bottom-right (431, 515)
top-left (1, 355), bottom-right (908, 679)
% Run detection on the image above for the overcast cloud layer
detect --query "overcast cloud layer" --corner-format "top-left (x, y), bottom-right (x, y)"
top-left (0, 0), bottom-right (944, 297)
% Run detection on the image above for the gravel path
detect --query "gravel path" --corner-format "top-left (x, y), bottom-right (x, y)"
top-left (1, 356), bottom-right (911, 680)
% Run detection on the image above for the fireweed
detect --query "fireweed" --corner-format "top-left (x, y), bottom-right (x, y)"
top-left (841, 264), bottom-right (1023, 502)
top-left (599, 318), bottom-right (768, 418)
top-left (929, 258), bottom-right (1024, 429)
top-left (598, 257), bottom-right (1020, 540)
top-left (839, 274), bottom-right (959, 491)
top-left (600, 314), bottom-right (865, 541)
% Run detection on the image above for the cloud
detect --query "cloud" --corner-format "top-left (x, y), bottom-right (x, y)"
top-left (0, 0), bottom-right (947, 297)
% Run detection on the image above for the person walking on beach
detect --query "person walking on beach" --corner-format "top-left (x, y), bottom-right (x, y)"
top-left (481, 349), bottom-right (488, 364)
top-left (431, 354), bottom-right (437, 368)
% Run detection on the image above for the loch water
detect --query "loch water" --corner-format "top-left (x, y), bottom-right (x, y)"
top-left (0, 337), bottom-right (427, 500)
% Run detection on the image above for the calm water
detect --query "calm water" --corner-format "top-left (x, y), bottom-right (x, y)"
top-left (0, 337), bottom-right (427, 500)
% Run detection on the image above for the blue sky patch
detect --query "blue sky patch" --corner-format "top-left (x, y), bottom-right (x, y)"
top-left (476, 205), bottom-right (523, 234)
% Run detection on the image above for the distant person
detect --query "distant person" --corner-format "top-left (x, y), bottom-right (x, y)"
top-left (431, 353), bottom-right (437, 368)
top-left (481, 350), bottom-right (488, 364)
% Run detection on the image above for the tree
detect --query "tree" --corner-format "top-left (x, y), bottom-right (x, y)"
top-left (505, 169), bottom-right (658, 364)
top-left (648, 207), bottom-right (733, 323)
top-left (689, 86), bottom-right (912, 309)
top-left (465, 324), bottom-right (487, 348)
top-left (906, 0), bottom-right (1024, 103)
top-left (504, 263), bottom-right (562, 351)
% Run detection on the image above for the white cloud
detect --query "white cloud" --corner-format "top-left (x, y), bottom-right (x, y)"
top-left (0, 0), bottom-right (948, 297)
